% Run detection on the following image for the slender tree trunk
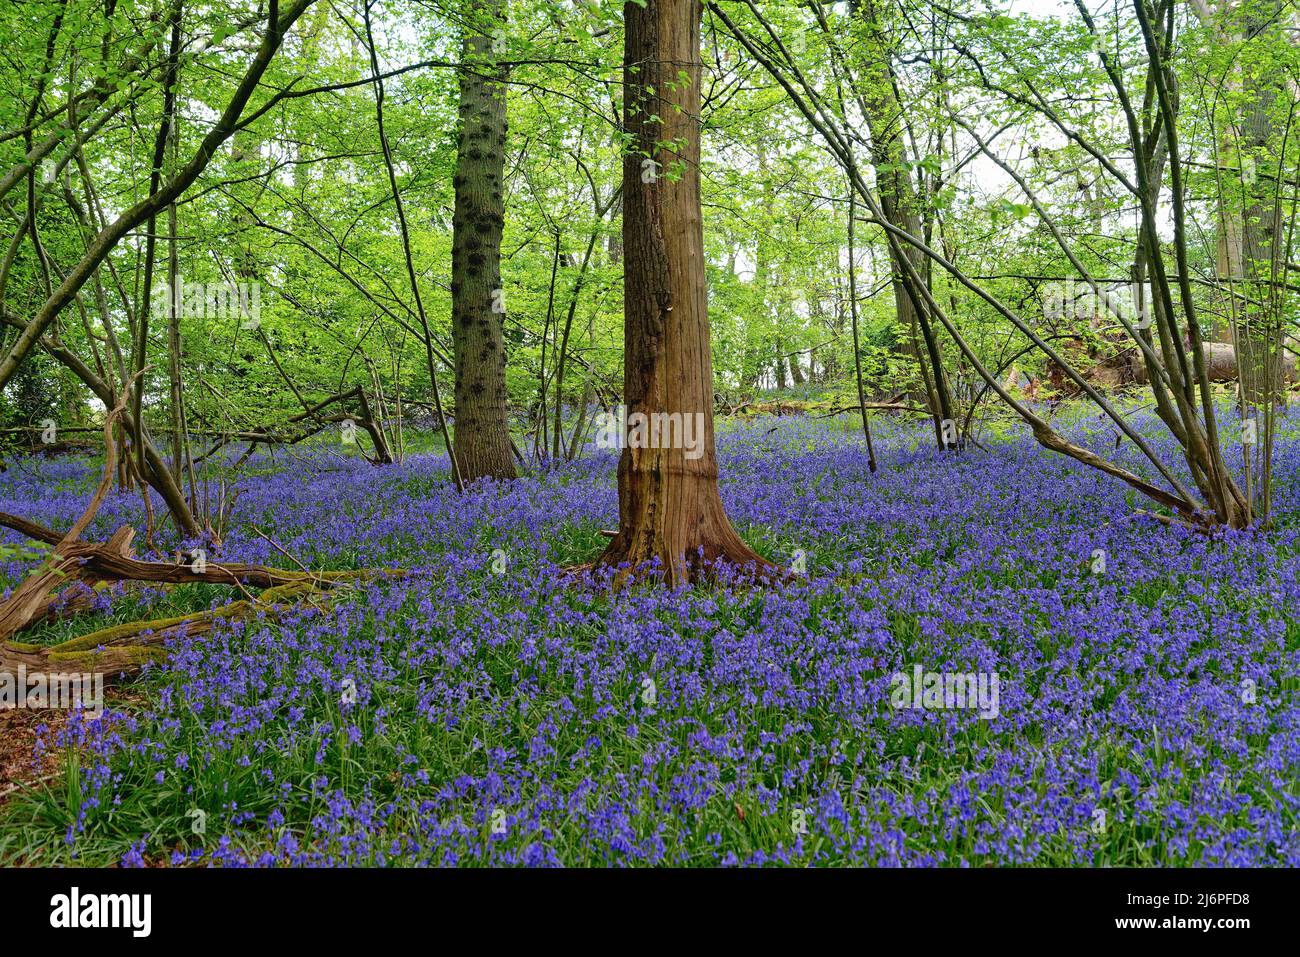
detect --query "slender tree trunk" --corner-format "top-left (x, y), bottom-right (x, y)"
top-left (451, 0), bottom-right (516, 481)
top-left (0, 0), bottom-right (316, 392)
top-left (595, 0), bottom-right (771, 585)
top-left (607, 193), bottom-right (623, 264)
top-left (164, 59), bottom-right (184, 485)
top-left (132, 1), bottom-right (183, 477)
top-left (362, 4), bottom-right (455, 480)
top-left (1234, 11), bottom-right (1283, 409)
top-left (553, 229), bottom-right (599, 461)
top-left (848, 185), bottom-right (878, 471)
top-left (166, 183), bottom-right (184, 483)
top-left (1205, 0), bottom-right (1284, 411)
top-left (854, 0), bottom-right (954, 443)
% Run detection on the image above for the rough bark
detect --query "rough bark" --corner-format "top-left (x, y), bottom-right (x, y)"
top-left (451, 0), bottom-right (516, 481)
top-left (594, 0), bottom-right (773, 585)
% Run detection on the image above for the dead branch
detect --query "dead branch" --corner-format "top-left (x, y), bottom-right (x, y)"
top-left (0, 399), bottom-right (410, 682)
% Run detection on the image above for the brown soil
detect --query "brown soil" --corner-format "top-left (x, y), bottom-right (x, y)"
top-left (0, 706), bottom-right (66, 807)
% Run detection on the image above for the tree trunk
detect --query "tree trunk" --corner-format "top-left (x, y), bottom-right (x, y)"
top-left (131, 1), bottom-right (183, 477)
top-left (1209, 0), bottom-right (1285, 409)
top-left (166, 90), bottom-right (184, 484)
top-left (451, 0), bottom-right (516, 481)
top-left (166, 190), bottom-right (184, 483)
top-left (1235, 28), bottom-right (1282, 408)
top-left (854, 0), bottom-right (954, 441)
top-left (34, 334), bottom-right (200, 537)
top-left (595, 0), bottom-right (771, 585)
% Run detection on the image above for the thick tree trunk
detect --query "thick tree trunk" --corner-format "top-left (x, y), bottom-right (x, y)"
top-left (1210, 1), bottom-right (1285, 409)
top-left (1135, 340), bottom-right (1295, 386)
top-left (451, 0), bottom-right (516, 481)
top-left (595, 0), bottom-right (771, 585)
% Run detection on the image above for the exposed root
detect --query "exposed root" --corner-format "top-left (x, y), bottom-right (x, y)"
top-left (579, 524), bottom-right (787, 590)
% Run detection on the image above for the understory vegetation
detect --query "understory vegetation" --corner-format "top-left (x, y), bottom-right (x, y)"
top-left (2, 409), bottom-right (1298, 866)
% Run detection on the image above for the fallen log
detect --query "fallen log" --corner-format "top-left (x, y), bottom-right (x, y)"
top-left (0, 398), bottom-right (135, 643)
top-left (0, 400), bottom-right (406, 683)
top-left (0, 538), bottom-right (403, 679)
top-left (52, 542), bottom-right (385, 590)
top-left (0, 528), bottom-right (137, 641)
top-left (0, 581), bottom-right (327, 677)
top-left (0, 512), bottom-right (63, 546)
top-left (727, 393), bottom-right (922, 418)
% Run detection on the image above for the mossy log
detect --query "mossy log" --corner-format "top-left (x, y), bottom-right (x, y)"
top-left (1, 581), bottom-right (327, 677)
top-left (0, 407), bottom-right (406, 686)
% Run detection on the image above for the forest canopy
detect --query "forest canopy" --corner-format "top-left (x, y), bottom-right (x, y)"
top-left (2, 0), bottom-right (1293, 531)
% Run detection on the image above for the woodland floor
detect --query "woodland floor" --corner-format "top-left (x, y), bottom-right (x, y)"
top-left (0, 405), bottom-right (1297, 866)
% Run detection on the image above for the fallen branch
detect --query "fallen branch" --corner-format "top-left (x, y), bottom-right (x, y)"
top-left (0, 395), bottom-right (133, 642)
top-left (0, 511), bottom-right (62, 546)
top-left (0, 581), bottom-right (328, 676)
top-left (810, 402), bottom-right (929, 418)
top-left (0, 546), bottom-right (407, 679)
top-left (0, 399), bottom-right (409, 682)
